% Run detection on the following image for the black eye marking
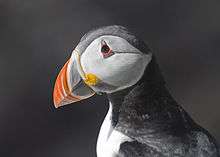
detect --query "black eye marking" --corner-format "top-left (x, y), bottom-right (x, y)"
top-left (101, 40), bottom-right (114, 58)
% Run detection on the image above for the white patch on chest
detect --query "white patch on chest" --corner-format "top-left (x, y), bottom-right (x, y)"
top-left (96, 103), bottom-right (133, 157)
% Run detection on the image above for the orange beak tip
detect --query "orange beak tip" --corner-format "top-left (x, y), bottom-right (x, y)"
top-left (53, 94), bottom-right (75, 108)
top-left (53, 58), bottom-right (96, 108)
top-left (54, 102), bottom-right (60, 109)
top-left (53, 99), bottom-right (61, 109)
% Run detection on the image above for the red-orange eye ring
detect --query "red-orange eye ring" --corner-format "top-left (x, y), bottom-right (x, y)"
top-left (101, 40), bottom-right (114, 58)
top-left (101, 44), bottom-right (110, 54)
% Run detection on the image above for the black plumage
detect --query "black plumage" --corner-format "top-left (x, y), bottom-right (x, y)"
top-left (107, 56), bottom-right (219, 156)
top-left (69, 25), bottom-right (220, 156)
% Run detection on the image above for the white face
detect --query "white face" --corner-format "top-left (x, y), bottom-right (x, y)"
top-left (79, 35), bottom-right (152, 93)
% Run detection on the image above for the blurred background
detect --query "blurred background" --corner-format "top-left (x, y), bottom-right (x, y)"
top-left (0, 0), bottom-right (220, 156)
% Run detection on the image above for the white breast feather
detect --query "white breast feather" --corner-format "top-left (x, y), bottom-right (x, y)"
top-left (96, 103), bottom-right (133, 157)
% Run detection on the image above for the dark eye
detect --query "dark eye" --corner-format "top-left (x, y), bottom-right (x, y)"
top-left (101, 44), bottom-right (110, 53)
top-left (100, 40), bottom-right (114, 58)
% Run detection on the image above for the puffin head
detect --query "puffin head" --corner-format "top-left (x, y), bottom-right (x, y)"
top-left (53, 25), bottom-right (152, 108)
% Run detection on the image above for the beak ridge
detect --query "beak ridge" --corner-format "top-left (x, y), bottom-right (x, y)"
top-left (53, 53), bottom-right (96, 108)
top-left (53, 59), bottom-right (81, 108)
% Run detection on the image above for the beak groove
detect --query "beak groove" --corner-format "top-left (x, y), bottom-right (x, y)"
top-left (53, 51), bottom-right (96, 108)
top-left (53, 59), bottom-right (81, 108)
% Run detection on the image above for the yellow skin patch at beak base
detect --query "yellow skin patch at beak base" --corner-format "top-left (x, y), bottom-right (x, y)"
top-left (73, 49), bottom-right (99, 86)
top-left (84, 73), bottom-right (99, 86)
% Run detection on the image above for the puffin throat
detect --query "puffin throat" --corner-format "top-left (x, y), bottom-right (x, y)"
top-left (107, 56), bottom-right (165, 127)
top-left (107, 56), bottom-right (195, 137)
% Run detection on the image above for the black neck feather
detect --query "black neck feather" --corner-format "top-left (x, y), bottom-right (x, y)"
top-left (107, 57), bottom-right (195, 135)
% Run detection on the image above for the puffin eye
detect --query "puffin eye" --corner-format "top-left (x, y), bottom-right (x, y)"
top-left (101, 40), bottom-right (114, 58)
top-left (101, 44), bottom-right (110, 53)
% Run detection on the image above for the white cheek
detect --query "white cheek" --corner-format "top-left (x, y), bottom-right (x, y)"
top-left (82, 51), bottom-right (151, 88)
top-left (80, 35), bottom-right (152, 92)
top-left (99, 53), bottom-right (146, 86)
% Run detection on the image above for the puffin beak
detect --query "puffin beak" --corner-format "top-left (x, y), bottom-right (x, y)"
top-left (53, 53), bottom-right (95, 108)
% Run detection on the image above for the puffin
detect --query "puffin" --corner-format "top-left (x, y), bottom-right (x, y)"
top-left (53, 25), bottom-right (219, 157)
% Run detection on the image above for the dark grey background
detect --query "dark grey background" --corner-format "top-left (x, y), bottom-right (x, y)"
top-left (0, 0), bottom-right (220, 156)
